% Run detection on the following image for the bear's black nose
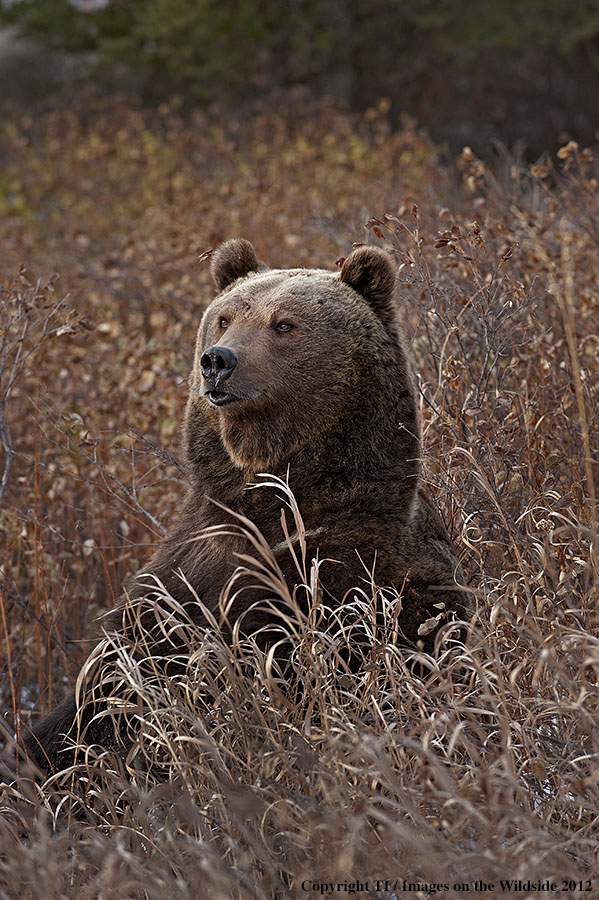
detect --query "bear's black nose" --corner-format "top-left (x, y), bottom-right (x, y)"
top-left (200, 346), bottom-right (238, 385)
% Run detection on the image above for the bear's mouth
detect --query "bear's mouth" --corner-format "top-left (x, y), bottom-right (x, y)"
top-left (207, 390), bottom-right (237, 407)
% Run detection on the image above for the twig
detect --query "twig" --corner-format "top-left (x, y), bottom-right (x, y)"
top-left (559, 218), bottom-right (597, 515)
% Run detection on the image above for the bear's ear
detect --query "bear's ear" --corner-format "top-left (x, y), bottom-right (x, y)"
top-left (211, 238), bottom-right (264, 291)
top-left (339, 246), bottom-right (396, 323)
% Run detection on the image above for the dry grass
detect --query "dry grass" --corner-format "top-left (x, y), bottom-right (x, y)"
top-left (1, 99), bottom-right (598, 898)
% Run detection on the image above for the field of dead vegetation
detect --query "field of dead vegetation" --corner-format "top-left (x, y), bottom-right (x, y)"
top-left (0, 96), bottom-right (598, 899)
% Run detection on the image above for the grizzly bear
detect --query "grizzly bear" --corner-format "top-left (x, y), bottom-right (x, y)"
top-left (24, 239), bottom-right (465, 775)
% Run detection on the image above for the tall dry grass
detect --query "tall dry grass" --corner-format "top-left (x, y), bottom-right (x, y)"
top-left (0, 101), bottom-right (598, 897)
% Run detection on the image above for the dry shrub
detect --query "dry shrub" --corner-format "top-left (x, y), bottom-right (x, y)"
top-left (1, 102), bottom-right (598, 897)
top-left (2, 478), bottom-right (598, 898)
top-left (3, 477), bottom-right (596, 899)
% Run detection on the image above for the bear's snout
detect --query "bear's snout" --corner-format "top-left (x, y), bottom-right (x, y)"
top-left (201, 346), bottom-right (238, 387)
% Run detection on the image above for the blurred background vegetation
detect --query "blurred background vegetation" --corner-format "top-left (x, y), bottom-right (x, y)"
top-left (1, 0), bottom-right (599, 154)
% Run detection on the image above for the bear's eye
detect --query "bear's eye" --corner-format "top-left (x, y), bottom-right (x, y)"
top-left (219, 317), bottom-right (229, 329)
top-left (274, 321), bottom-right (294, 334)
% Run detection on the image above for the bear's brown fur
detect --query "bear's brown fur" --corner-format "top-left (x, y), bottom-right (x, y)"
top-left (24, 239), bottom-right (466, 774)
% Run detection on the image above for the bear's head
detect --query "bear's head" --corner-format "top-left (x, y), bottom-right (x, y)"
top-left (188, 238), bottom-right (418, 475)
